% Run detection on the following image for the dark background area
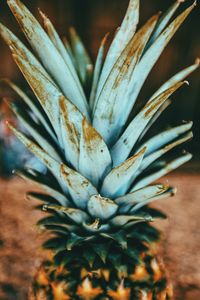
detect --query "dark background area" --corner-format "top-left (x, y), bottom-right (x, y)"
top-left (0, 0), bottom-right (199, 157)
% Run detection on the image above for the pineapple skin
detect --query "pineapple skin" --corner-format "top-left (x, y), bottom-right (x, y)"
top-left (29, 252), bottom-right (173, 300)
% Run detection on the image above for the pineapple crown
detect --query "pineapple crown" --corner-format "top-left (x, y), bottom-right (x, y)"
top-left (0, 0), bottom-right (198, 271)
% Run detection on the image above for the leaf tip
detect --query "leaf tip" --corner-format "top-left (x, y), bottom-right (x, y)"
top-left (183, 80), bottom-right (190, 86)
top-left (195, 57), bottom-right (200, 66)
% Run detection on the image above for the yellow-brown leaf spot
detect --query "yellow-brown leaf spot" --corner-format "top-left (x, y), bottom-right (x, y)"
top-left (82, 118), bottom-right (104, 153)
top-left (76, 277), bottom-right (103, 300)
top-left (144, 82), bottom-right (186, 118)
top-left (113, 13), bottom-right (160, 90)
top-left (60, 96), bottom-right (80, 148)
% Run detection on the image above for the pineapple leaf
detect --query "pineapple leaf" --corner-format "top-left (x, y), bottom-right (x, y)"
top-left (42, 237), bottom-right (67, 252)
top-left (0, 23), bottom-right (53, 82)
top-left (66, 233), bottom-right (85, 250)
top-left (97, 0), bottom-right (140, 95)
top-left (137, 131), bottom-right (193, 175)
top-left (11, 102), bottom-right (62, 162)
top-left (89, 33), bottom-right (109, 109)
top-left (9, 124), bottom-right (98, 207)
top-left (43, 205), bottom-right (90, 225)
top-left (16, 169), bottom-right (69, 206)
top-left (116, 184), bottom-right (168, 214)
top-left (149, 59), bottom-right (200, 101)
top-left (93, 13), bottom-right (159, 145)
top-left (39, 9), bottom-right (80, 87)
top-left (130, 187), bottom-right (176, 213)
top-left (60, 96), bottom-right (83, 170)
top-left (87, 195), bottom-right (118, 221)
top-left (109, 215), bottom-right (153, 228)
top-left (7, 0), bottom-right (89, 115)
top-left (141, 121), bottom-right (193, 156)
top-left (124, 2), bottom-right (196, 119)
top-left (69, 27), bottom-right (93, 87)
top-left (111, 81), bottom-right (187, 166)
top-left (101, 147), bottom-right (146, 198)
top-left (138, 99), bottom-right (172, 142)
top-left (82, 220), bottom-right (110, 233)
top-left (27, 192), bottom-right (61, 206)
top-left (83, 248), bottom-right (96, 268)
top-left (92, 243), bottom-right (111, 264)
top-left (12, 54), bottom-right (63, 141)
top-left (60, 164), bottom-right (98, 209)
top-left (1, 79), bottom-right (56, 141)
top-left (133, 152), bottom-right (192, 191)
top-left (79, 118), bottom-right (112, 186)
top-left (101, 232), bottom-right (128, 250)
top-left (145, 0), bottom-right (183, 50)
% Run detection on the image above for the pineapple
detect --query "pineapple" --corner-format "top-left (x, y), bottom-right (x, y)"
top-left (0, 0), bottom-right (198, 299)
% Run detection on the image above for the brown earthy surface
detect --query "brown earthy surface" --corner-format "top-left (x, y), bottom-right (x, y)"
top-left (0, 172), bottom-right (200, 300)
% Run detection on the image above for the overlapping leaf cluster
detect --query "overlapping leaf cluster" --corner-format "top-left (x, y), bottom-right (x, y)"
top-left (0, 0), bottom-right (198, 271)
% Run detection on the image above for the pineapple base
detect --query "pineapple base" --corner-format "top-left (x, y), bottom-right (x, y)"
top-left (29, 253), bottom-right (173, 300)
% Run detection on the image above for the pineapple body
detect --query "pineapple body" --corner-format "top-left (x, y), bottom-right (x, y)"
top-left (0, 0), bottom-right (198, 299)
top-left (29, 252), bottom-right (173, 300)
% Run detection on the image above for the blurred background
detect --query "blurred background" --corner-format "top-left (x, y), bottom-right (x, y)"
top-left (0, 1), bottom-right (199, 299)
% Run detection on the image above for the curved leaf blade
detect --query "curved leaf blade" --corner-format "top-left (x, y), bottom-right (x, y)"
top-left (79, 118), bottom-right (112, 186)
top-left (101, 147), bottom-right (146, 198)
top-left (111, 81), bottom-right (186, 166)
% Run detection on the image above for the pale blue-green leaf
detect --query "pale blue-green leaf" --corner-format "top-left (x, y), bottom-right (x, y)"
top-left (43, 204), bottom-right (90, 225)
top-left (82, 219), bottom-right (110, 233)
top-left (60, 163), bottom-right (98, 209)
top-left (93, 14), bottom-right (159, 145)
top-left (79, 118), bottom-right (112, 186)
top-left (122, 3), bottom-right (196, 125)
top-left (9, 124), bottom-right (67, 190)
top-left (2, 79), bottom-right (56, 142)
top-left (109, 215), bottom-right (152, 227)
top-left (62, 36), bottom-right (74, 61)
top-left (145, 0), bottom-right (182, 50)
top-left (26, 192), bottom-right (60, 206)
top-left (101, 147), bottom-right (146, 198)
top-left (97, 0), bottom-right (140, 97)
top-left (60, 96), bottom-right (83, 170)
top-left (149, 60), bottom-right (200, 101)
top-left (7, 0), bottom-right (89, 116)
top-left (116, 184), bottom-right (167, 213)
top-left (137, 131), bottom-right (193, 176)
top-left (87, 195), bottom-right (118, 221)
top-left (16, 169), bottom-right (69, 206)
top-left (69, 27), bottom-right (93, 86)
top-left (0, 24), bottom-right (61, 140)
top-left (90, 33), bottom-right (109, 110)
top-left (9, 124), bottom-right (98, 208)
top-left (138, 99), bottom-right (172, 142)
top-left (132, 152), bottom-right (192, 191)
top-left (0, 23), bottom-right (53, 82)
top-left (140, 121), bottom-right (193, 156)
top-left (12, 54), bottom-right (63, 142)
top-left (111, 81), bottom-right (185, 166)
top-left (39, 10), bottom-right (82, 90)
top-left (11, 103), bottom-right (62, 162)
top-left (130, 187), bottom-right (176, 213)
